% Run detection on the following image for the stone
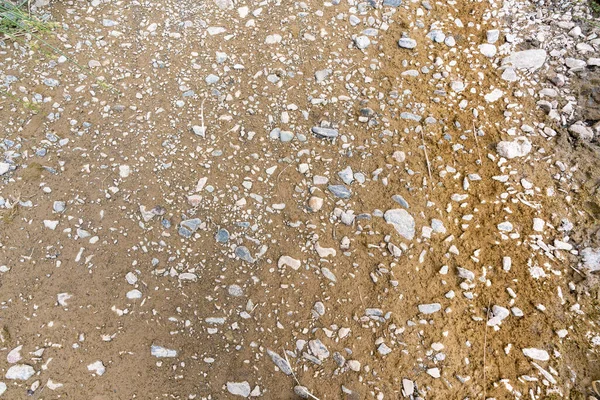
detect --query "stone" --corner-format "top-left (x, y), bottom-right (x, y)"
top-left (479, 44), bottom-right (497, 57)
top-left (53, 201), bottom-right (66, 213)
top-left (487, 305), bottom-right (510, 326)
top-left (266, 349), bottom-right (293, 375)
top-left (496, 137), bottom-right (532, 159)
top-left (569, 123), bottom-right (594, 141)
top-left (227, 381), bottom-right (251, 397)
top-left (565, 58), bottom-right (586, 69)
top-left (294, 386), bottom-right (311, 398)
top-left (487, 29), bottom-right (500, 43)
top-left (309, 339), bottom-right (330, 359)
top-left (384, 209), bottom-right (415, 240)
top-left (418, 303), bottom-right (441, 314)
top-left (178, 218), bottom-right (201, 237)
top-left (5, 364), bottom-right (35, 380)
top-left (338, 167), bottom-right (354, 185)
top-left (502, 49), bottom-right (547, 70)
top-left (308, 196), bottom-right (323, 211)
top-left (315, 69), bottom-right (331, 82)
top-left (378, 343), bottom-right (392, 355)
top-left (235, 246), bottom-right (254, 263)
top-left (383, 0), bottom-right (401, 5)
top-left (311, 126), bottom-right (338, 138)
top-left (228, 284), bottom-right (244, 297)
top-left (328, 185), bottom-right (351, 199)
top-left (398, 38), bottom-right (417, 49)
top-left (354, 35), bottom-right (371, 49)
top-left (87, 361), bottom-right (106, 376)
top-left (278, 256), bottom-right (301, 270)
top-left (457, 267), bottom-right (475, 281)
top-left (215, 229), bottom-right (230, 243)
top-left (522, 348), bottom-right (549, 361)
top-left (151, 345), bottom-right (177, 358)
top-left (402, 379), bottom-right (415, 397)
top-left (0, 163), bottom-right (10, 176)
top-left (581, 248), bottom-right (600, 272)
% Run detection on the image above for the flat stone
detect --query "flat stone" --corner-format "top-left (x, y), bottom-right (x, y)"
top-left (522, 348), bottom-right (549, 361)
top-left (383, 0), bottom-right (401, 6)
top-left (418, 303), bottom-right (441, 314)
top-left (5, 364), bottom-right (35, 380)
top-left (502, 49), bottom-right (547, 70)
top-left (311, 127), bottom-right (339, 138)
top-left (151, 345), bottom-right (177, 358)
top-left (384, 209), bottom-right (415, 240)
top-left (178, 218), bottom-right (201, 237)
top-left (328, 184), bottom-right (351, 199)
top-left (0, 163), bottom-right (10, 176)
top-left (235, 246), bottom-right (254, 263)
top-left (398, 38), bottom-right (417, 49)
top-left (215, 229), bottom-right (230, 243)
top-left (227, 381), bottom-right (251, 397)
top-left (266, 349), bottom-right (293, 375)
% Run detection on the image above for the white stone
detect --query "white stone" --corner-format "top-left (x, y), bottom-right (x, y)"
top-left (5, 364), bottom-right (35, 380)
top-left (496, 137), bottom-right (532, 159)
top-left (0, 163), bottom-right (10, 176)
top-left (384, 209), bottom-right (415, 240)
top-left (522, 348), bottom-right (549, 361)
top-left (479, 44), bottom-right (497, 57)
top-left (151, 345), bottom-right (177, 358)
top-left (502, 49), bottom-right (547, 70)
top-left (278, 256), bottom-right (301, 270)
top-left (87, 361), bottom-right (106, 376)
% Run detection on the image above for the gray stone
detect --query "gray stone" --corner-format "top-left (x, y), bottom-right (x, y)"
top-left (266, 349), bottom-right (293, 375)
top-left (378, 343), bottom-right (392, 355)
top-left (309, 339), bottom-right (330, 359)
top-left (235, 246), bottom-right (254, 263)
top-left (311, 127), bottom-right (339, 138)
top-left (400, 112), bottom-right (422, 122)
top-left (53, 201), bottom-right (66, 213)
top-left (227, 381), bottom-right (251, 397)
top-left (328, 185), bottom-right (351, 199)
top-left (338, 167), bottom-right (354, 185)
top-left (215, 229), bottom-right (230, 243)
top-left (383, 0), bottom-right (401, 6)
top-left (178, 218), bottom-right (201, 238)
top-left (391, 195), bottom-right (409, 209)
top-left (228, 284), bottom-right (244, 297)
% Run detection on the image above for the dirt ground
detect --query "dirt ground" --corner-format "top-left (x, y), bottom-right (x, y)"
top-left (1, 0), bottom-right (600, 398)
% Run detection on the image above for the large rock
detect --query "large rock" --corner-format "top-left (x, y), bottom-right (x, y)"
top-left (502, 49), bottom-right (547, 70)
top-left (384, 209), bottom-right (415, 240)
